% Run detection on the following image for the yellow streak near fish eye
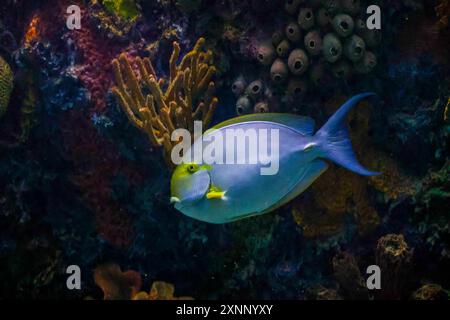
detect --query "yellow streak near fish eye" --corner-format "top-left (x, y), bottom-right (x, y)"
top-left (200, 164), bottom-right (213, 171)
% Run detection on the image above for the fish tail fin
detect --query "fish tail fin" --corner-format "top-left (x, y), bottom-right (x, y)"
top-left (315, 92), bottom-right (380, 176)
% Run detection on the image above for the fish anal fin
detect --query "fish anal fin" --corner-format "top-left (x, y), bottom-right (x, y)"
top-left (259, 159), bottom-right (329, 214)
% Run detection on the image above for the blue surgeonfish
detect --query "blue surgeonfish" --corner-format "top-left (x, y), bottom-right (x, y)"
top-left (170, 93), bottom-right (380, 223)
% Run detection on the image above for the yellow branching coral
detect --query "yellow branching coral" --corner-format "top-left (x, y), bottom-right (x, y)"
top-left (112, 38), bottom-right (218, 161)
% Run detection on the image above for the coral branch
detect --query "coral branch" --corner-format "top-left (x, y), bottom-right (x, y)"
top-left (112, 38), bottom-right (218, 163)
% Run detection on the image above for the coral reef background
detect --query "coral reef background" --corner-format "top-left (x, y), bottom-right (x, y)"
top-left (0, 0), bottom-right (449, 300)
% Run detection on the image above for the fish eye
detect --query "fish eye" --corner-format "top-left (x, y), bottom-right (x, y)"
top-left (187, 164), bottom-right (198, 173)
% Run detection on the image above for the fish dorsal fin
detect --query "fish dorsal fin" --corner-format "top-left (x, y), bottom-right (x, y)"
top-left (206, 113), bottom-right (315, 136)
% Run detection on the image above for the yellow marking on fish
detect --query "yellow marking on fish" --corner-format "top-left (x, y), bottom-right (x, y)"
top-left (206, 190), bottom-right (226, 200)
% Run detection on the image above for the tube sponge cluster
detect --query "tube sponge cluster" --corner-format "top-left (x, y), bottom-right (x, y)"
top-left (0, 56), bottom-right (13, 118)
top-left (231, 76), bottom-right (280, 115)
top-left (257, 0), bottom-right (381, 94)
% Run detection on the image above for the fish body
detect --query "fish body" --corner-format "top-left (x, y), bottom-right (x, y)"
top-left (171, 93), bottom-right (379, 223)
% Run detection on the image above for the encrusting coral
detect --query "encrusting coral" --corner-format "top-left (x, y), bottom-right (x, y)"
top-left (90, 0), bottom-right (141, 39)
top-left (332, 251), bottom-right (368, 299)
top-left (375, 234), bottom-right (413, 299)
top-left (94, 263), bottom-right (141, 300)
top-left (61, 111), bottom-right (137, 248)
top-left (306, 284), bottom-right (343, 300)
top-left (72, 4), bottom-right (117, 114)
top-left (0, 55), bottom-right (13, 118)
top-left (435, 0), bottom-right (450, 30)
top-left (101, 0), bottom-right (140, 21)
top-left (133, 281), bottom-right (194, 300)
top-left (93, 263), bottom-right (193, 300)
top-left (411, 283), bottom-right (449, 300)
top-left (112, 38), bottom-right (218, 161)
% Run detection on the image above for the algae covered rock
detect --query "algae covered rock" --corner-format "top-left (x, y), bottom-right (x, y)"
top-left (102, 0), bottom-right (140, 21)
top-left (0, 55), bottom-right (13, 118)
top-left (375, 234), bottom-right (413, 299)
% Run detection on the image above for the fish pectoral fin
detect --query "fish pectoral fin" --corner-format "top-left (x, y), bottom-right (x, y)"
top-left (206, 190), bottom-right (227, 200)
top-left (170, 197), bottom-right (180, 203)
